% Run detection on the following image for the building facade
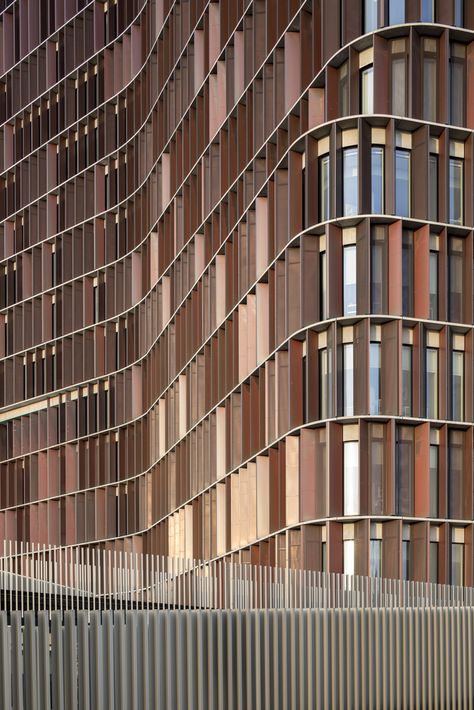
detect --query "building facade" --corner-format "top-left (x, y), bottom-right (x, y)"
top-left (0, 0), bottom-right (474, 585)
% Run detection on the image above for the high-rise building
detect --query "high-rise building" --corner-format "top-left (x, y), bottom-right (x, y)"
top-left (0, 0), bottom-right (473, 586)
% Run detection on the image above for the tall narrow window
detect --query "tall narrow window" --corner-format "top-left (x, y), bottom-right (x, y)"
top-left (391, 40), bottom-right (408, 116)
top-left (370, 424), bottom-right (384, 515)
top-left (339, 62), bottom-right (349, 117)
top-left (343, 343), bottom-right (354, 416)
top-left (343, 148), bottom-right (358, 216)
top-left (429, 154), bottom-right (438, 222)
top-left (402, 344), bottom-right (412, 416)
top-left (343, 539), bottom-right (355, 576)
top-left (430, 541), bottom-right (438, 582)
top-left (396, 427), bottom-right (414, 515)
top-left (319, 154), bottom-right (330, 222)
top-left (361, 65), bottom-right (374, 114)
top-left (429, 249), bottom-right (438, 320)
top-left (449, 157), bottom-right (463, 225)
top-left (371, 146), bottom-right (384, 214)
top-left (402, 231), bottom-right (413, 316)
top-left (344, 441), bottom-right (359, 515)
top-left (343, 245), bottom-right (357, 315)
top-left (426, 347), bottom-right (439, 418)
top-left (395, 149), bottom-right (410, 217)
top-left (423, 39), bottom-right (438, 122)
top-left (371, 227), bottom-right (387, 313)
top-left (369, 341), bottom-right (381, 414)
top-left (450, 44), bottom-right (466, 126)
top-left (319, 346), bottom-right (332, 418)
top-left (452, 348), bottom-right (464, 421)
top-left (402, 540), bottom-right (410, 580)
top-left (421, 0), bottom-right (435, 21)
top-left (389, 0), bottom-right (405, 24)
top-left (370, 539), bottom-right (382, 577)
top-left (364, 0), bottom-right (379, 32)
top-left (429, 442), bottom-right (439, 517)
top-left (451, 536), bottom-right (464, 586)
top-left (449, 238), bottom-right (464, 322)
top-left (454, 0), bottom-right (464, 26)
top-left (320, 250), bottom-right (327, 320)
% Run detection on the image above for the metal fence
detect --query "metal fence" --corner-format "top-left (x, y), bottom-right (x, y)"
top-left (1, 541), bottom-right (474, 616)
top-left (0, 607), bottom-right (473, 709)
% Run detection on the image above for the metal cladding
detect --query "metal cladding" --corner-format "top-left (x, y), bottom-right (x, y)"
top-left (1, 0), bottom-right (474, 584)
top-left (0, 607), bottom-right (473, 708)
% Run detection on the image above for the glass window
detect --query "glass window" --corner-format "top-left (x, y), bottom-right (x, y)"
top-left (361, 66), bottom-right (374, 114)
top-left (429, 443), bottom-right (439, 517)
top-left (395, 149), bottom-right (410, 217)
top-left (396, 427), bottom-right (414, 515)
top-left (344, 539), bottom-right (355, 576)
top-left (429, 250), bottom-right (438, 320)
top-left (344, 441), bottom-right (359, 515)
top-left (343, 245), bottom-right (357, 315)
top-left (319, 346), bottom-right (332, 418)
top-left (389, 0), bottom-right (405, 24)
top-left (320, 250), bottom-right (327, 320)
top-left (423, 39), bottom-right (438, 122)
top-left (370, 428), bottom-right (384, 515)
top-left (421, 0), bottom-right (435, 21)
top-left (364, 0), bottom-right (379, 32)
top-left (402, 540), bottom-right (410, 580)
top-left (451, 539), bottom-right (464, 586)
top-left (343, 148), bottom-right (358, 216)
top-left (343, 343), bottom-right (354, 416)
top-left (402, 231), bottom-right (413, 316)
top-left (454, 0), bottom-right (463, 26)
top-left (371, 146), bottom-right (384, 214)
top-left (369, 342), bottom-right (381, 414)
top-left (319, 154), bottom-right (330, 222)
top-left (402, 345), bottom-right (412, 416)
top-left (339, 62), bottom-right (349, 117)
top-left (371, 227), bottom-right (387, 313)
top-left (450, 44), bottom-right (466, 126)
top-left (321, 541), bottom-right (326, 572)
top-left (426, 347), bottom-right (439, 419)
top-left (370, 539), bottom-right (382, 578)
top-left (452, 349), bottom-right (464, 421)
top-left (429, 154), bottom-right (438, 222)
top-left (391, 41), bottom-right (408, 116)
top-left (430, 541), bottom-right (438, 583)
top-left (449, 238), bottom-right (464, 322)
top-left (449, 157), bottom-right (463, 225)
top-left (449, 431), bottom-right (463, 519)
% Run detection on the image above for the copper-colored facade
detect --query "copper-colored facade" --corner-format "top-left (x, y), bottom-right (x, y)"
top-left (1, 0), bottom-right (474, 585)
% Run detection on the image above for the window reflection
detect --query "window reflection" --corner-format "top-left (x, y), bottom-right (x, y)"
top-left (429, 154), bottom-right (438, 222)
top-left (343, 245), bottom-right (357, 315)
top-left (402, 344), bottom-right (412, 416)
top-left (452, 349), bottom-right (464, 421)
top-left (343, 343), bottom-right (354, 416)
top-left (389, 0), bottom-right (405, 24)
top-left (369, 341), bottom-right (381, 414)
top-left (343, 148), bottom-right (358, 216)
top-left (395, 149), bottom-right (410, 217)
top-left (319, 154), bottom-right (330, 222)
top-left (361, 65), bottom-right (374, 113)
top-left (449, 157), bottom-right (463, 225)
top-left (371, 146), bottom-right (384, 214)
top-left (396, 427), bottom-right (414, 516)
top-left (370, 539), bottom-right (382, 578)
top-left (364, 0), bottom-right (379, 32)
top-left (426, 347), bottom-right (439, 419)
top-left (429, 443), bottom-right (439, 517)
top-left (344, 440), bottom-right (359, 515)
